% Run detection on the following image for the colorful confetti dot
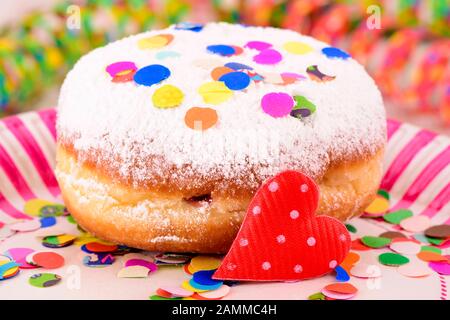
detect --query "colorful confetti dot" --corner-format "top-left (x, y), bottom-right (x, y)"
top-left (218, 71), bottom-right (251, 90)
top-left (322, 47), bottom-right (351, 59)
top-left (152, 84), bottom-right (184, 108)
top-left (398, 263), bottom-right (432, 278)
top-left (156, 51), bottom-right (181, 60)
top-left (106, 61), bottom-right (137, 78)
top-left (211, 66), bottom-right (234, 81)
top-left (306, 65), bottom-right (335, 82)
top-left (253, 49), bottom-right (282, 65)
top-left (29, 273), bottom-right (61, 288)
top-left (378, 252), bottom-right (410, 266)
top-left (184, 107), bottom-right (218, 131)
top-left (31, 252), bottom-right (65, 269)
top-left (134, 64), bottom-right (170, 87)
top-left (117, 265), bottom-right (149, 278)
top-left (39, 217), bottom-right (56, 228)
top-left (290, 95), bottom-right (316, 119)
top-left (383, 209), bottom-right (413, 224)
top-left (189, 256), bottom-right (222, 272)
top-left (224, 62), bottom-right (253, 71)
top-left (424, 224), bottom-right (450, 239)
top-left (361, 236), bottom-right (391, 248)
top-left (245, 41), bottom-right (272, 51)
top-left (207, 45), bottom-right (235, 56)
top-left (283, 41), bottom-right (313, 55)
top-left (364, 195), bottom-right (390, 216)
top-left (261, 92), bottom-right (294, 118)
top-left (138, 34), bottom-right (173, 49)
top-left (175, 22), bottom-right (203, 32)
top-left (400, 215), bottom-right (431, 233)
top-left (198, 81), bottom-right (233, 105)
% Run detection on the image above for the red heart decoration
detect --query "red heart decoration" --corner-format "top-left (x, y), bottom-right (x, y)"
top-left (214, 170), bottom-right (351, 281)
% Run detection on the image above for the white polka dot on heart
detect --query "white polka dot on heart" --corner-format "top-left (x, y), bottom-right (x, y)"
top-left (294, 264), bottom-right (303, 273)
top-left (300, 184), bottom-right (309, 192)
top-left (227, 263), bottom-right (237, 270)
top-left (329, 260), bottom-right (337, 268)
top-left (289, 210), bottom-right (299, 219)
top-left (252, 206), bottom-right (261, 215)
top-left (262, 262), bottom-right (271, 270)
top-left (276, 235), bottom-right (286, 244)
top-left (339, 234), bottom-right (347, 241)
top-left (307, 237), bottom-right (316, 246)
top-left (268, 181), bottom-right (279, 192)
top-left (239, 238), bottom-right (248, 246)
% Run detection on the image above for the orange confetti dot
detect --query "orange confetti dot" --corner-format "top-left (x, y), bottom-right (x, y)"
top-left (417, 251), bottom-right (448, 262)
top-left (211, 66), bottom-right (234, 81)
top-left (184, 107), bottom-right (218, 131)
top-left (324, 282), bottom-right (358, 295)
top-left (340, 251), bottom-right (360, 272)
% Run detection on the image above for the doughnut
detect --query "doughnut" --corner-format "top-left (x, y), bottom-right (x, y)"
top-left (56, 22), bottom-right (386, 253)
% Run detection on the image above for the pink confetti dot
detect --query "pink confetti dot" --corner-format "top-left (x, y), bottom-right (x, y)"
top-left (106, 61), bottom-right (136, 77)
top-left (245, 41), bottom-right (272, 51)
top-left (252, 206), bottom-right (261, 215)
top-left (294, 264), bottom-right (303, 273)
top-left (268, 181), bottom-right (279, 192)
top-left (262, 262), bottom-right (271, 270)
top-left (253, 49), bottom-right (282, 65)
top-left (290, 210), bottom-right (299, 219)
top-left (329, 260), bottom-right (337, 268)
top-left (277, 235), bottom-right (286, 244)
top-left (307, 237), bottom-right (316, 247)
top-left (261, 92), bottom-right (294, 118)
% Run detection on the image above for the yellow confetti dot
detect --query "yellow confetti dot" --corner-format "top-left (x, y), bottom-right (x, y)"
top-left (23, 199), bottom-right (56, 216)
top-left (198, 81), bottom-right (233, 105)
top-left (283, 41), bottom-right (314, 55)
top-left (189, 255), bottom-right (222, 272)
top-left (364, 195), bottom-right (390, 215)
top-left (181, 280), bottom-right (209, 293)
top-left (138, 34), bottom-right (173, 49)
top-left (152, 84), bottom-right (184, 108)
top-left (74, 234), bottom-right (114, 246)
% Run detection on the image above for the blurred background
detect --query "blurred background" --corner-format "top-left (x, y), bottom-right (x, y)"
top-left (0, 0), bottom-right (448, 134)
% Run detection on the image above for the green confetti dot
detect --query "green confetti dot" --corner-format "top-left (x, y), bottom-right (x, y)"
top-left (361, 236), bottom-right (391, 248)
top-left (377, 189), bottom-right (390, 201)
top-left (383, 209), bottom-right (413, 224)
top-left (29, 273), bottom-right (61, 288)
top-left (67, 215), bottom-right (76, 224)
top-left (378, 252), bottom-right (409, 266)
top-left (426, 237), bottom-right (445, 246)
top-left (308, 292), bottom-right (325, 300)
top-left (420, 246), bottom-right (442, 254)
top-left (345, 224), bottom-right (357, 233)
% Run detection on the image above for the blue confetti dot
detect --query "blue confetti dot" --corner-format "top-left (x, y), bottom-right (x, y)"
top-left (133, 64), bottom-right (171, 87)
top-left (219, 71), bottom-right (250, 90)
top-left (207, 45), bottom-right (236, 56)
top-left (192, 270), bottom-right (223, 286)
top-left (189, 278), bottom-right (223, 291)
top-left (40, 216), bottom-right (56, 228)
top-left (334, 265), bottom-right (350, 282)
top-left (175, 22), bottom-right (204, 32)
top-left (224, 62), bottom-right (253, 71)
top-left (321, 47), bottom-right (351, 60)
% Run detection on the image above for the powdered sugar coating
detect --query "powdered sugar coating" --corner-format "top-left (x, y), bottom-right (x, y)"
top-left (57, 22), bottom-right (386, 191)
